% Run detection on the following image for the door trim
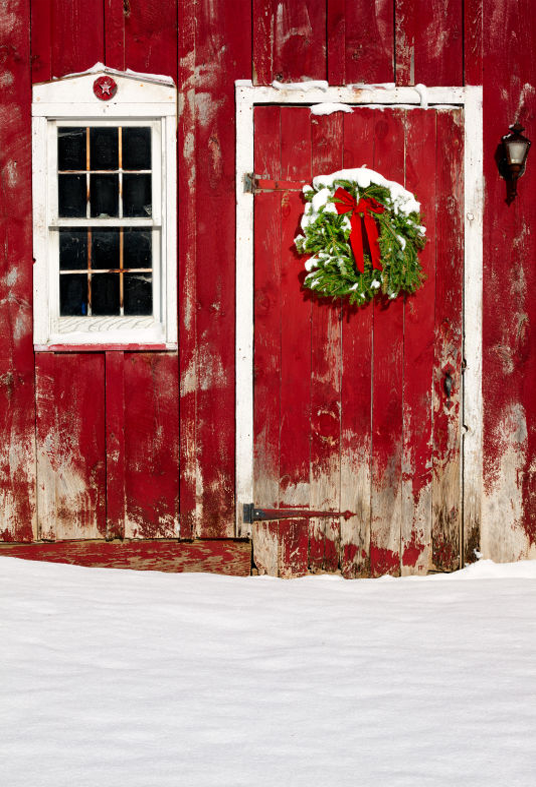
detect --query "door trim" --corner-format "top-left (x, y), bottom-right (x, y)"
top-left (235, 82), bottom-right (483, 555)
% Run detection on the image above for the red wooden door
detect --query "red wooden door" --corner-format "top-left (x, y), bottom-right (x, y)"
top-left (253, 105), bottom-right (464, 578)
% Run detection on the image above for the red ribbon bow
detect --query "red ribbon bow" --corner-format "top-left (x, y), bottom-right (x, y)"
top-left (334, 187), bottom-right (385, 274)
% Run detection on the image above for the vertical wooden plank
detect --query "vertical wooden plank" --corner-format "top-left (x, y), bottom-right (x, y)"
top-left (252, 521), bottom-right (308, 578)
top-left (432, 109), bottom-right (464, 571)
top-left (178, 0), bottom-right (197, 539)
top-left (400, 109), bottom-right (436, 575)
top-left (253, 106), bottom-right (282, 513)
top-left (395, 0), bottom-right (463, 86)
top-left (481, 1), bottom-right (536, 563)
top-left (193, 0), bottom-right (251, 537)
top-left (339, 109), bottom-right (375, 578)
top-left (278, 519), bottom-right (309, 578)
top-left (124, 354), bottom-right (180, 539)
top-left (35, 354), bottom-right (57, 540)
top-left (252, 0), bottom-right (275, 85)
top-left (327, 0), bottom-right (346, 85)
top-left (464, 0), bottom-right (483, 85)
top-left (394, 0), bottom-right (416, 86)
top-left (0, 0), bottom-right (36, 542)
top-left (370, 109), bottom-right (405, 577)
top-left (104, 0), bottom-right (126, 71)
top-left (105, 352), bottom-right (126, 540)
top-left (279, 108), bottom-right (312, 521)
top-left (31, 0), bottom-right (53, 83)
top-left (125, 0), bottom-right (178, 76)
top-left (50, 0), bottom-right (104, 77)
top-left (345, 0), bottom-right (394, 85)
top-left (252, 522), bottom-right (280, 576)
top-left (35, 354), bottom-right (106, 541)
top-left (253, 0), bottom-right (326, 85)
top-left (309, 113), bottom-right (343, 573)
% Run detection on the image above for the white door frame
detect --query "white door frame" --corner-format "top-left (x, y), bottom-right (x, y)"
top-left (235, 81), bottom-right (483, 545)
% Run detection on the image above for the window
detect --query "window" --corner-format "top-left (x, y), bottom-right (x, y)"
top-left (32, 66), bottom-right (177, 349)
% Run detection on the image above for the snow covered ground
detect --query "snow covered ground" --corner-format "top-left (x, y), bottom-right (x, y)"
top-left (1, 557), bottom-right (535, 787)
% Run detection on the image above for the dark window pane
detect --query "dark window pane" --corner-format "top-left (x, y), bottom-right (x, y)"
top-left (92, 273), bottom-right (120, 315)
top-left (123, 174), bottom-right (152, 217)
top-left (123, 127), bottom-right (151, 170)
top-left (124, 273), bottom-right (152, 316)
top-left (124, 229), bottom-right (152, 269)
top-left (90, 127), bottom-right (118, 170)
top-left (92, 229), bottom-right (120, 270)
top-left (58, 174), bottom-right (86, 217)
top-left (58, 127), bottom-right (86, 170)
top-left (90, 174), bottom-right (119, 217)
top-left (59, 229), bottom-right (88, 270)
top-left (60, 274), bottom-right (88, 316)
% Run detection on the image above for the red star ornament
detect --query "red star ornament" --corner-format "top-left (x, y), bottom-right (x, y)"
top-left (93, 76), bottom-right (118, 101)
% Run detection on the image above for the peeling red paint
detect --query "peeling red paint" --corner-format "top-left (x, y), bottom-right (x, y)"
top-left (369, 545), bottom-right (400, 577)
top-left (402, 538), bottom-right (425, 567)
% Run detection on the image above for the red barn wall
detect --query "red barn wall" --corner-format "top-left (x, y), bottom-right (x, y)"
top-left (1, 0), bottom-right (535, 565)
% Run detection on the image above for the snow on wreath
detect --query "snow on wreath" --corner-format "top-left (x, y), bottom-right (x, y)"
top-left (294, 168), bottom-right (427, 305)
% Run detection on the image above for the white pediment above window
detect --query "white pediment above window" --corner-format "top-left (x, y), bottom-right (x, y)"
top-left (32, 63), bottom-right (176, 116)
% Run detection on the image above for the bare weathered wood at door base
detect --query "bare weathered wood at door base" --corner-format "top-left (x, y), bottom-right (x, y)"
top-left (0, 539), bottom-right (252, 576)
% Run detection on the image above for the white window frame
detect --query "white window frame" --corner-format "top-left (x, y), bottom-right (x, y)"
top-left (32, 65), bottom-right (177, 350)
top-left (234, 81), bottom-right (483, 538)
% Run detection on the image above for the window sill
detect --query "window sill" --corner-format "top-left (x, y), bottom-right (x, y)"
top-left (34, 342), bottom-right (177, 353)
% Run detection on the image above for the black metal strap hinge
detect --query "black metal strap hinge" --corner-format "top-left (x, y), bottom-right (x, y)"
top-left (243, 503), bottom-right (355, 524)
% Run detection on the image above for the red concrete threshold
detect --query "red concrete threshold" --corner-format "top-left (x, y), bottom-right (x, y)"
top-left (0, 539), bottom-right (252, 576)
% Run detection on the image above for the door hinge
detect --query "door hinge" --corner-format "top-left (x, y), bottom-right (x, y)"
top-left (243, 503), bottom-right (355, 524)
top-left (243, 173), bottom-right (308, 194)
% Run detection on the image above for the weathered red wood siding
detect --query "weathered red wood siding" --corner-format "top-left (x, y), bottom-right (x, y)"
top-left (2, 0), bottom-right (536, 574)
top-left (481, 0), bottom-right (536, 562)
top-left (0, 0), bottom-right (36, 542)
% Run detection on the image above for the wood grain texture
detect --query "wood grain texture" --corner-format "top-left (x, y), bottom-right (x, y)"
top-left (370, 109), bottom-right (405, 577)
top-left (327, 0), bottom-right (346, 85)
top-left (124, 354), bottom-right (180, 539)
top-left (464, 0), bottom-right (483, 85)
top-left (395, 0), bottom-right (463, 86)
top-left (105, 352), bottom-right (126, 539)
top-left (252, 521), bottom-right (308, 577)
top-left (344, 0), bottom-right (394, 84)
top-left (339, 109), bottom-right (375, 578)
top-left (252, 0), bottom-right (326, 85)
top-left (0, 539), bottom-right (252, 575)
top-left (431, 110), bottom-right (463, 571)
top-left (309, 113), bottom-right (343, 573)
top-left (50, 0), bottom-right (104, 78)
top-left (125, 0), bottom-right (178, 76)
top-left (0, 0), bottom-right (36, 542)
top-left (401, 109), bottom-right (436, 575)
top-left (178, 0), bottom-right (197, 539)
top-left (481, 0), bottom-right (536, 563)
top-left (104, 0), bottom-right (126, 71)
top-left (30, 0), bottom-right (52, 83)
top-left (192, 0), bottom-right (251, 537)
top-left (35, 353), bottom-right (106, 540)
top-left (279, 109), bottom-right (312, 521)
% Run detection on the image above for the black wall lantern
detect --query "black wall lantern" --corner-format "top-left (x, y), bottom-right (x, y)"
top-left (499, 122), bottom-right (531, 203)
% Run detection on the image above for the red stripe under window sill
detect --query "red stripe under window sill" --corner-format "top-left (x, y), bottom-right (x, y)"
top-left (34, 343), bottom-right (177, 353)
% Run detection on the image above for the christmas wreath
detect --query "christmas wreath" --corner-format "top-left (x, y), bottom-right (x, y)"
top-left (294, 168), bottom-right (427, 305)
